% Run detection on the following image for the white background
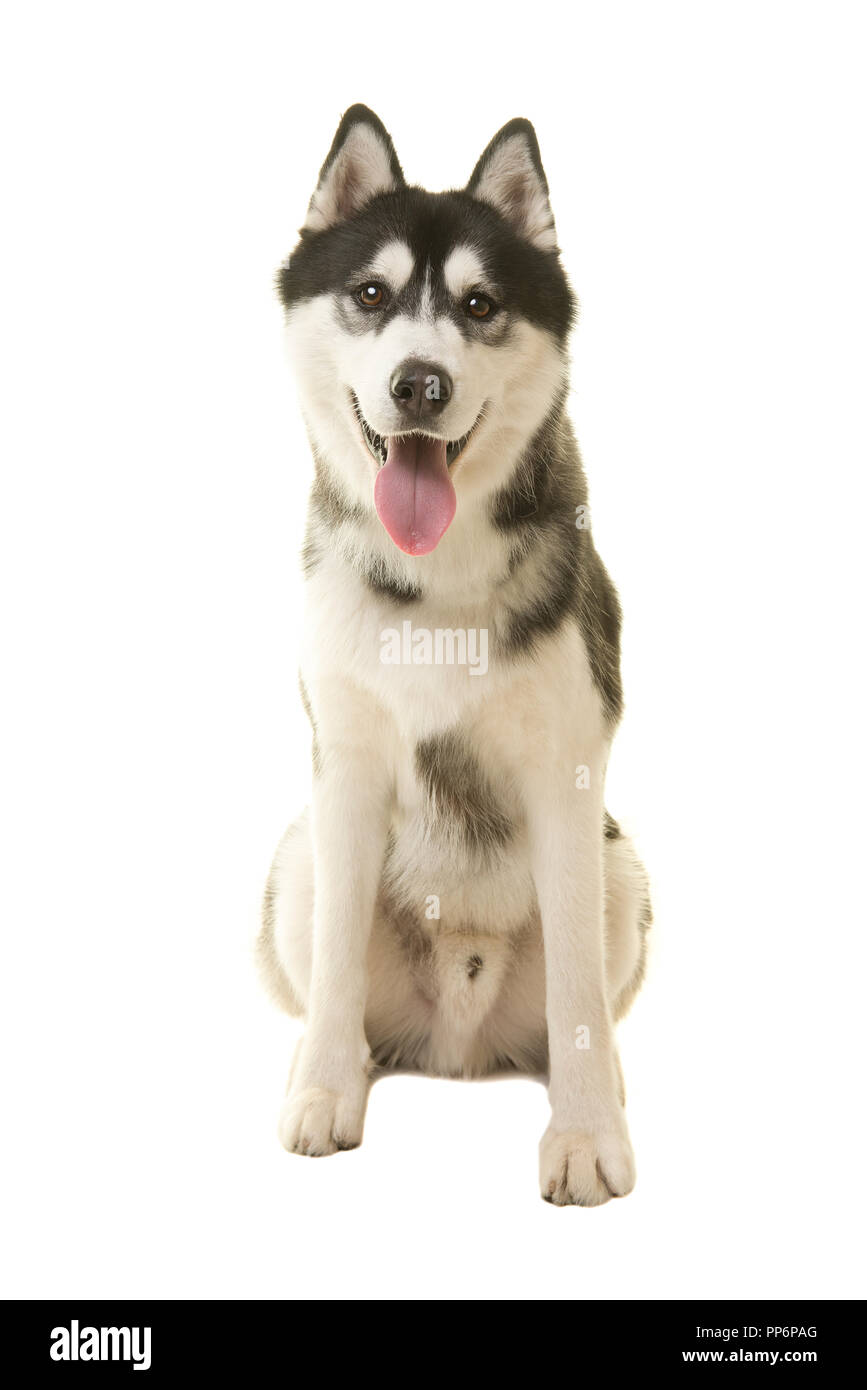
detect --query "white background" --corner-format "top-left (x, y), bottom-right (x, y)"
top-left (1, 1), bottom-right (865, 1300)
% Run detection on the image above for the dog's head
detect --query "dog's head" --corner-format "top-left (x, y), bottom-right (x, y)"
top-left (279, 105), bottom-right (575, 555)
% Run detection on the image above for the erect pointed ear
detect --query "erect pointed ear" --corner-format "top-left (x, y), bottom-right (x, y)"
top-left (303, 104), bottom-right (405, 232)
top-left (466, 118), bottom-right (557, 250)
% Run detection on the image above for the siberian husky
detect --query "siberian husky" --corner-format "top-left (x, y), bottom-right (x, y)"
top-left (258, 105), bottom-right (651, 1205)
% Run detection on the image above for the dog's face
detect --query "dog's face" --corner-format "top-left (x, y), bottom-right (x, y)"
top-left (280, 106), bottom-right (575, 554)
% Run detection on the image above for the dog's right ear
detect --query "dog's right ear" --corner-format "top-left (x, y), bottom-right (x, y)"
top-left (303, 105), bottom-right (405, 233)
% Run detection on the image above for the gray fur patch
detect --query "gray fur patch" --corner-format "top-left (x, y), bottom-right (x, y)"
top-left (414, 730), bottom-right (513, 860)
top-left (491, 402), bottom-right (623, 724)
top-left (363, 556), bottom-right (422, 603)
top-left (302, 454), bottom-right (364, 578)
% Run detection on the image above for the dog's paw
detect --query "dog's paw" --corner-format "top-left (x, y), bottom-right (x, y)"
top-left (539, 1124), bottom-right (636, 1206)
top-left (278, 1086), bottom-right (365, 1157)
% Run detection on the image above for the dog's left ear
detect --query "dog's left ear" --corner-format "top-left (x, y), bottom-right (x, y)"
top-left (466, 119), bottom-right (557, 250)
top-left (304, 104), bottom-right (405, 232)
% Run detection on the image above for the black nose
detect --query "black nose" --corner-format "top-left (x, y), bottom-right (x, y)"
top-left (389, 359), bottom-right (453, 419)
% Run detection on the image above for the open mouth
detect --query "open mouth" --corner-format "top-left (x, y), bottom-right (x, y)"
top-left (351, 394), bottom-right (482, 470)
top-left (350, 394), bottom-right (484, 556)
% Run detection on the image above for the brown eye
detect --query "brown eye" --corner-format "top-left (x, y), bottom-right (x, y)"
top-left (467, 292), bottom-right (492, 319)
top-left (357, 283), bottom-right (384, 308)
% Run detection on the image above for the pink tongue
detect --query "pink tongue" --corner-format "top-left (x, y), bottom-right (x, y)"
top-left (374, 435), bottom-right (456, 555)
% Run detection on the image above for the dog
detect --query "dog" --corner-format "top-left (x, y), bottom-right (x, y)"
top-left (257, 105), bottom-right (651, 1205)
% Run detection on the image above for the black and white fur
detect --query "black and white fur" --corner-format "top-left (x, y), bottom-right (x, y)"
top-left (258, 106), bottom-right (651, 1205)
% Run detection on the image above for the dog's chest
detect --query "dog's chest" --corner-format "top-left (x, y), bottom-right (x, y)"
top-left (303, 549), bottom-right (600, 769)
top-left (304, 554), bottom-right (522, 741)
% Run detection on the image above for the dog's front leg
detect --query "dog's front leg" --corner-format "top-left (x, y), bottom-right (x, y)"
top-left (278, 703), bottom-right (390, 1157)
top-left (527, 749), bottom-right (636, 1205)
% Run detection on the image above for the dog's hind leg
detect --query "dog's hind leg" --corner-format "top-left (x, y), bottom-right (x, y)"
top-left (256, 811), bottom-right (313, 1018)
top-left (259, 816), bottom-right (439, 1075)
top-left (603, 820), bottom-right (652, 1022)
top-left (483, 826), bottom-right (651, 1077)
